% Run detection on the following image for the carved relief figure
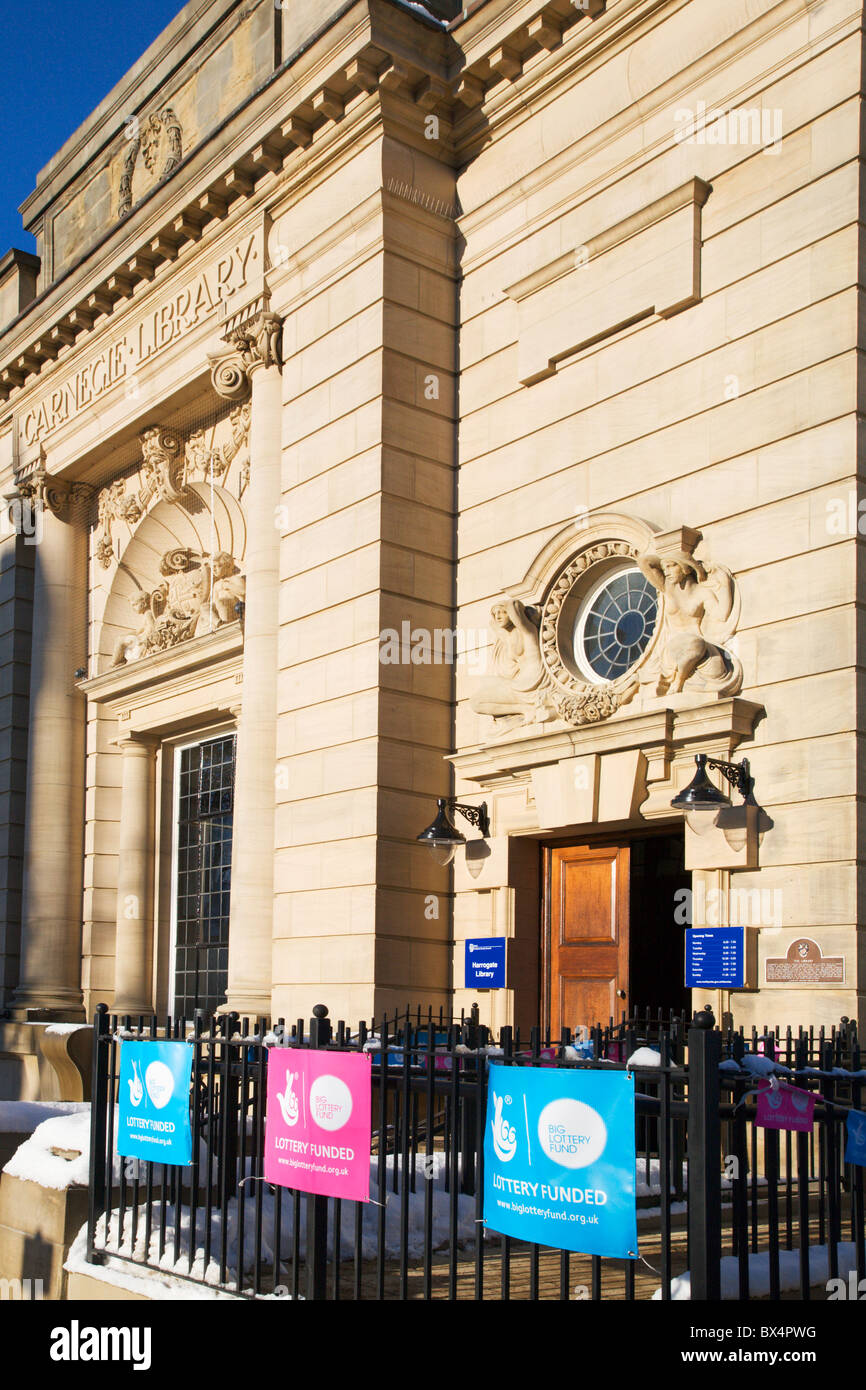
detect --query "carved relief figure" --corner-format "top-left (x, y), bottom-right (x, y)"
top-left (110, 592), bottom-right (160, 667)
top-left (139, 428), bottom-right (184, 505)
top-left (109, 549), bottom-right (246, 668)
top-left (470, 599), bottom-right (553, 725)
top-left (155, 549), bottom-right (211, 643)
top-left (635, 549), bottom-right (741, 694)
top-left (209, 552), bottom-right (246, 624)
top-left (118, 107), bottom-right (183, 217)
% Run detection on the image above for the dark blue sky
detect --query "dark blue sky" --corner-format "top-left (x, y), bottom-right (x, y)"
top-left (0, 0), bottom-right (186, 258)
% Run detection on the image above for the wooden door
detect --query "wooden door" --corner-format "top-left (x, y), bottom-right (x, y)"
top-left (547, 843), bottom-right (630, 1036)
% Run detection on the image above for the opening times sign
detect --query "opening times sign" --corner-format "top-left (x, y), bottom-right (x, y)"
top-left (685, 926), bottom-right (745, 989)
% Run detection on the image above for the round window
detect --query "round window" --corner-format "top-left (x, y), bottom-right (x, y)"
top-left (573, 565), bottom-right (658, 682)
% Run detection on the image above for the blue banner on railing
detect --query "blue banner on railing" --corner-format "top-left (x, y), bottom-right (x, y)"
top-left (117, 1040), bottom-right (193, 1166)
top-left (483, 1065), bottom-right (638, 1258)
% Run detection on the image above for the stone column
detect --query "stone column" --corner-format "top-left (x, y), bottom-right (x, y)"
top-left (12, 467), bottom-right (91, 1020)
top-left (211, 310), bottom-right (283, 1016)
top-left (112, 735), bottom-right (157, 1016)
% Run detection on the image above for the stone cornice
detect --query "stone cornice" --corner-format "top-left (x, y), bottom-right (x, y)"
top-left (79, 619), bottom-right (243, 705)
top-left (1, 0), bottom-right (847, 406)
top-left (0, 0), bottom-right (446, 402)
top-left (450, 696), bottom-right (764, 788)
top-left (0, 0), bottom-right (621, 400)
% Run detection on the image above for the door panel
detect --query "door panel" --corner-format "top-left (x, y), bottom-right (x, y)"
top-left (549, 843), bottom-right (629, 1036)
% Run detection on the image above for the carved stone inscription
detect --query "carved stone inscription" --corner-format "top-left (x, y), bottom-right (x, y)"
top-left (20, 231), bottom-right (261, 449)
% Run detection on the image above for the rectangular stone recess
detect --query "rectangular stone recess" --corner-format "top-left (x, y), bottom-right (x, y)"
top-left (506, 178), bottom-right (711, 386)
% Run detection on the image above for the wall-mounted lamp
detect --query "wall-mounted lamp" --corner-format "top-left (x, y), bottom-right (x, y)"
top-left (416, 797), bottom-right (490, 866)
top-left (671, 753), bottom-right (752, 833)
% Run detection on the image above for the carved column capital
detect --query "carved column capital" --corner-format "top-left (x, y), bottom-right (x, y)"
top-left (209, 311), bottom-right (283, 401)
top-left (5, 451), bottom-right (94, 522)
top-left (10, 459), bottom-right (70, 517)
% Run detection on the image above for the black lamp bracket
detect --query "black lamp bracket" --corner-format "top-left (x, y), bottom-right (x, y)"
top-left (448, 800), bottom-right (490, 838)
top-left (705, 756), bottom-right (751, 799)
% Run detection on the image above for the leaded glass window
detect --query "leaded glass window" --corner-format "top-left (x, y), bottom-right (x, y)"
top-left (174, 735), bottom-right (235, 1017)
top-left (574, 566), bottom-right (658, 682)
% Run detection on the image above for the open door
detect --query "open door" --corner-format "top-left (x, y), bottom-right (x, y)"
top-left (546, 843), bottom-right (630, 1036)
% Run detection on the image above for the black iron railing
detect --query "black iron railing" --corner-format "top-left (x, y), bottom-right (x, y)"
top-left (85, 1004), bottom-right (864, 1301)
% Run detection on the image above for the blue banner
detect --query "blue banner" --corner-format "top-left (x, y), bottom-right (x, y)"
top-left (845, 1109), bottom-right (866, 1167)
top-left (483, 1065), bottom-right (638, 1258)
top-left (117, 1040), bottom-right (194, 1166)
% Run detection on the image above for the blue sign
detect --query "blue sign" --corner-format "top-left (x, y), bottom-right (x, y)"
top-left (483, 1065), bottom-right (638, 1258)
top-left (845, 1109), bottom-right (866, 1167)
top-left (465, 938), bottom-right (506, 988)
top-left (117, 1041), bottom-right (193, 1166)
top-left (685, 926), bottom-right (745, 989)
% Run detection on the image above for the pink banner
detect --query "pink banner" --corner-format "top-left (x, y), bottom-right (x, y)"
top-left (756, 1081), bottom-right (816, 1133)
top-left (264, 1049), bottom-right (372, 1201)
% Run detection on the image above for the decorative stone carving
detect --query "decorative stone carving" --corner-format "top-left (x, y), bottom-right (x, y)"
top-left (93, 410), bottom-right (253, 570)
top-left (548, 687), bottom-right (622, 725)
top-left (118, 107), bottom-right (183, 218)
top-left (110, 548), bottom-right (245, 667)
top-left (210, 552), bottom-right (246, 624)
top-left (470, 599), bottom-right (554, 726)
top-left (96, 480), bottom-right (143, 568)
top-left (209, 354), bottom-right (250, 403)
top-left (183, 404), bottom-right (251, 488)
top-left (635, 535), bottom-right (741, 696)
top-left (138, 427), bottom-right (184, 506)
top-left (210, 312), bottom-right (283, 402)
top-left (6, 456), bottom-right (93, 522)
top-left (228, 313), bottom-right (283, 373)
top-left (10, 456), bottom-right (70, 517)
top-left (472, 519), bottom-right (742, 736)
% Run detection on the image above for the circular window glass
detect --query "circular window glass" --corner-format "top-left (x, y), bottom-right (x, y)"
top-left (574, 565), bottom-right (658, 682)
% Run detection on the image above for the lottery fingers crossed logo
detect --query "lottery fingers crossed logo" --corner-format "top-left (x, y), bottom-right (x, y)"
top-left (492, 1092), bottom-right (517, 1162)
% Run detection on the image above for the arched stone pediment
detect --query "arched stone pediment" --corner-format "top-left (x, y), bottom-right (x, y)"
top-left (94, 483), bottom-right (247, 676)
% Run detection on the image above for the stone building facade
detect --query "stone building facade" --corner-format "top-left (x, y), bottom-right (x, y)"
top-left (0, 0), bottom-right (861, 1060)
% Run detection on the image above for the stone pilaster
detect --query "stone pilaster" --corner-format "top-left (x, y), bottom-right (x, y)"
top-left (211, 311), bottom-right (283, 1016)
top-left (11, 466), bottom-right (92, 1020)
top-left (112, 735), bottom-right (158, 1016)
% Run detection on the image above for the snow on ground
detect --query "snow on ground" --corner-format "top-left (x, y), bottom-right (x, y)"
top-left (64, 1224), bottom-right (244, 1301)
top-left (85, 1152), bottom-right (478, 1292)
top-left (0, 1100), bottom-right (89, 1134)
top-left (44, 1022), bottom-right (91, 1036)
top-left (652, 1243), bottom-right (861, 1300)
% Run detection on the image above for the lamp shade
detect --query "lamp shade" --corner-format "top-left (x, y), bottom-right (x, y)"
top-left (417, 798), bottom-right (465, 865)
top-left (671, 754), bottom-right (732, 812)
